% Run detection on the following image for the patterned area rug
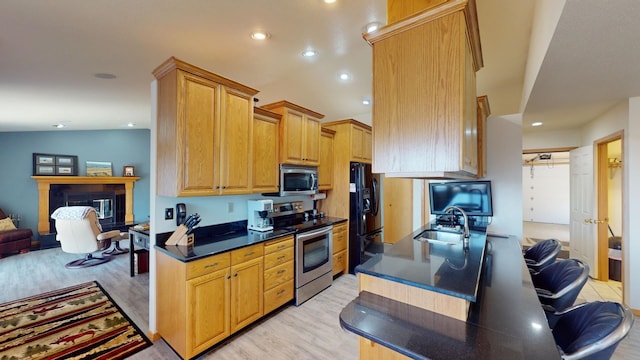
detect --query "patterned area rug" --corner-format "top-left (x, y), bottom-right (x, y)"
top-left (0, 281), bottom-right (151, 359)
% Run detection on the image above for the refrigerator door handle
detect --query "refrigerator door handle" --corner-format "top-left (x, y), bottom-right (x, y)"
top-left (371, 176), bottom-right (379, 216)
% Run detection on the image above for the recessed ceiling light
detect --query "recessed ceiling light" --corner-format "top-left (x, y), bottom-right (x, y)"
top-left (53, 124), bottom-right (64, 128)
top-left (362, 99), bottom-right (371, 105)
top-left (339, 72), bottom-right (351, 81)
top-left (324, 0), bottom-right (337, 3)
top-left (127, 122), bottom-right (135, 127)
top-left (94, 73), bottom-right (116, 79)
top-left (532, 121), bottom-right (543, 127)
top-left (364, 21), bottom-right (383, 34)
top-left (302, 49), bottom-right (318, 57)
top-left (251, 31), bottom-right (270, 40)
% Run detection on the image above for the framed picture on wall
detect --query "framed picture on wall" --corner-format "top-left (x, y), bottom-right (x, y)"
top-left (123, 166), bottom-right (135, 177)
top-left (86, 161), bottom-right (113, 176)
top-left (33, 153), bottom-right (78, 176)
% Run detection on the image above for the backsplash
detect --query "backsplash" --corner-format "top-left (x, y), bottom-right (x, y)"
top-left (154, 194), bottom-right (313, 234)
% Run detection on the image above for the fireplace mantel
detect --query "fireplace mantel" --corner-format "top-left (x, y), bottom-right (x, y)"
top-left (32, 176), bottom-right (140, 234)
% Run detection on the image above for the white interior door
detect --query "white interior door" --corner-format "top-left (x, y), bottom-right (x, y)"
top-left (570, 146), bottom-right (597, 277)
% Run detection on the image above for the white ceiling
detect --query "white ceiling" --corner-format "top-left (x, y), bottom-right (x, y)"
top-left (1, 0), bottom-right (639, 134)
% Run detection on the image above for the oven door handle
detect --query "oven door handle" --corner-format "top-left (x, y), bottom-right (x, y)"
top-left (297, 226), bottom-right (333, 240)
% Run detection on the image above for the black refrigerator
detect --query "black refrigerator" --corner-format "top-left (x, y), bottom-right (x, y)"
top-left (349, 162), bottom-right (383, 274)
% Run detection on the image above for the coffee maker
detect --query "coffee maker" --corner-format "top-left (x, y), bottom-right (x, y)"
top-left (247, 200), bottom-right (274, 231)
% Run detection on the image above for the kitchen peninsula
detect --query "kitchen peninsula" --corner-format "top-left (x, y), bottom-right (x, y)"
top-left (339, 225), bottom-right (561, 359)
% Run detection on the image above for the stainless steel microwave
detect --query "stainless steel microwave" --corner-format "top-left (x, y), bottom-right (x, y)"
top-left (266, 165), bottom-right (318, 197)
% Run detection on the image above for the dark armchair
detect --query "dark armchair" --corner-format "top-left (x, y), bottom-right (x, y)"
top-left (523, 238), bottom-right (562, 273)
top-left (551, 301), bottom-right (634, 359)
top-left (0, 208), bottom-right (32, 258)
top-left (531, 258), bottom-right (590, 321)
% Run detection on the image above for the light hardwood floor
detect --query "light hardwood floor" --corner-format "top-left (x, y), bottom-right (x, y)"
top-left (0, 246), bottom-right (636, 359)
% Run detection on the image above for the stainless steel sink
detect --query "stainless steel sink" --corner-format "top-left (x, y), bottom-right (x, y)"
top-left (414, 229), bottom-right (464, 245)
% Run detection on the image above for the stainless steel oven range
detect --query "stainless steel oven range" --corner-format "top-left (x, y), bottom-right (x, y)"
top-left (294, 225), bottom-right (333, 305)
top-left (271, 201), bottom-right (333, 305)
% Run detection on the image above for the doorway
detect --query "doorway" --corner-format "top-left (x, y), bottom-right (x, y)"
top-left (595, 133), bottom-right (624, 287)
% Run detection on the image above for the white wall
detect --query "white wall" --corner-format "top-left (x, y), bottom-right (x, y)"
top-left (625, 97), bottom-right (640, 309)
top-left (521, 0), bottom-right (567, 110)
top-left (486, 115), bottom-right (523, 238)
top-left (523, 128), bottom-right (581, 149)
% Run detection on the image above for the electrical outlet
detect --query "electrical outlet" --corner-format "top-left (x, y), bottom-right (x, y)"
top-left (228, 202), bottom-right (234, 213)
top-left (165, 208), bottom-right (174, 220)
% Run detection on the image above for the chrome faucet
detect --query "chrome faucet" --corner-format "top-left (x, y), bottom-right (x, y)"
top-left (444, 206), bottom-right (469, 239)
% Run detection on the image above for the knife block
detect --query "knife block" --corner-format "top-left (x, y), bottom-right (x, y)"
top-left (165, 225), bottom-right (195, 246)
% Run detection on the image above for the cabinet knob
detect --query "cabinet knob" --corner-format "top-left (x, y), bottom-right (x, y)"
top-left (226, 275), bottom-right (231, 279)
top-left (233, 273), bottom-right (238, 277)
top-left (215, 186), bottom-right (221, 189)
top-left (223, 186), bottom-right (227, 189)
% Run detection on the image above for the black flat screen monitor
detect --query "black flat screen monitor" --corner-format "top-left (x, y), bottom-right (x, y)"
top-left (429, 180), bottom-right (493, 217)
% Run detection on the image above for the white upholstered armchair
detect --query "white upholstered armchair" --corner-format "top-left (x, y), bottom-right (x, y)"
top-left (51, 206), bottom-right (128, 268)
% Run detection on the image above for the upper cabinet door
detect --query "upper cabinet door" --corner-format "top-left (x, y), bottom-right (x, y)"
top-left (252, 107), bottom-right (281, 193)
top-left (260, 100), bottom-right (325, 167)
top-left (219, 87), bottom-right (253, 195)
top-left (177, 70), bottom-right (219, 196)
top-left (282, 109), bottom-right (305, 164)
top-left (303, 115), bottom-right (321, 165)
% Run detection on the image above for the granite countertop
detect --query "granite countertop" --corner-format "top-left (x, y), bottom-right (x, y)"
top-left (355, 223), bottom-right (486, 302)
top-left (340, 235), bottom-right (561, 360)
top-left (154, 217), bottom-right (346, 262)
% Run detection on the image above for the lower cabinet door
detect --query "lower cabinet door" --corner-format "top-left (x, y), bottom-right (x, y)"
top-left (187, 268), bottom-right (231, 357)
top-left (230, 257), bottom-right (264, 333)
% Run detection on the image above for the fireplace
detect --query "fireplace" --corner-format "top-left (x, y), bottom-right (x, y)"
top-left (32, 176), bottom-right (139, 235)
top-left (48, 184), bottom-right (126, 232)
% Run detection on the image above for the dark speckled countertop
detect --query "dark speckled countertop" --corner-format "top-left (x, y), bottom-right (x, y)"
top-left (154, 217), bottom-right (346, 262)
top-left (340, 233), bottom-right (561, 359)
top-left (355, 225), bottom-right (486, 302)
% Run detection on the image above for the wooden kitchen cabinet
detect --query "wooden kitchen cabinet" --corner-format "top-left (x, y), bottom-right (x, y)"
top-left (476, 95), bottom-right (491, 178)
top-left (157, 251), bottom-right (232, 359)
top-left (156, 243), bottom-right (264, 359)
top-left (230, 245), bottom-right (264, 333)
top-left (263, 235), bottom-right (294, 314)
top-left (351, 125), bottom-right (372, 163)
top-left (252, 107), bottom-right (281, 193)
top-left (364, 0), bottom-right (483, 178)
top-left (322, 120), bottom-right (373, 164)
top-left (153, 57), bottom-right (258, 196)
top-left (383, 176), bottom-right (414, 244)
top-left (332, 221), bottom-right (348, 275)
top-left (261, 100), bottom-right (324, 166)
top-left (322, 120), bottom-right (373, 221)
top-left (319, 128), bottom-right (336, 190)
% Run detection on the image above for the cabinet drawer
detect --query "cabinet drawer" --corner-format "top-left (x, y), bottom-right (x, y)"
top-left (264, 236), bottom-right (294, 255)
top-left (231, 243), bottom-right (263, 265)
top-left (186, 252), bottom-right (231, 280)
top-left (333, 228), bottom-right (347, 254)
top-left (264, 279), bottom-right (294, 314)
top-left (264, 261), bottom-right (294, 290)
top-left (264, 247), bottom-right (294, 269)
top-left (332, 250), bottom-right (346, 276)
